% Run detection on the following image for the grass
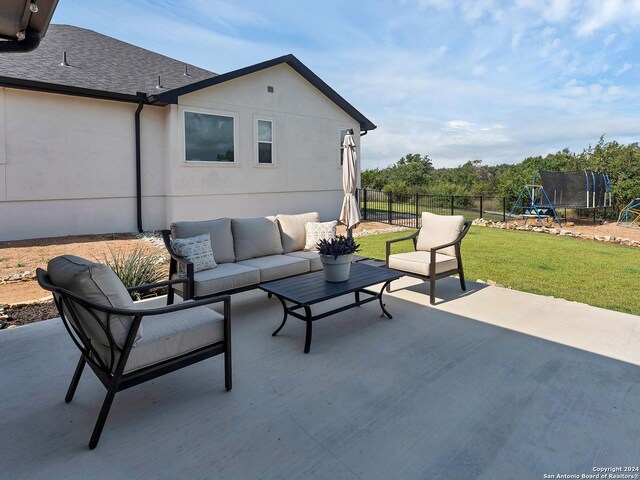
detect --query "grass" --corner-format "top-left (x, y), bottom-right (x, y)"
top-left (357, 226), bottom-right (640, 316)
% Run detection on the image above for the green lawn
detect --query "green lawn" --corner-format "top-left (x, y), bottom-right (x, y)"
top-left (357, 227), bottom-right (640, 316)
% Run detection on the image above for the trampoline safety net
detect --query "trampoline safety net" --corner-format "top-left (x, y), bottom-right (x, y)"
top-left (538, 171), bottom-right (612, 208)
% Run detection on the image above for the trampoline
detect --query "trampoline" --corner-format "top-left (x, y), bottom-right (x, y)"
top-left (507, 170), bottom-right (613, 227)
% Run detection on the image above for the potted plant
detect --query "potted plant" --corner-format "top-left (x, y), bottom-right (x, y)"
top-left (316, 235), bottom-right (360, 282)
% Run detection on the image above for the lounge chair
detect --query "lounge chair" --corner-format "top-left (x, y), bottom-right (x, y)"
top-left (386, 212), bottom-right (471, 304)
top-left (36, 255), bottom-right (231, 449)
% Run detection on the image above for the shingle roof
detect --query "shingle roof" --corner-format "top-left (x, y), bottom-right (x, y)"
top-left (0, 24), bottom-right (216, 96)
top-left (0, 24), bottom-right (376, 131)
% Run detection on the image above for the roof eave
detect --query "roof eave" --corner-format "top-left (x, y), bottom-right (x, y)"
top-left (0, 76), bottom-right (155, 104)
top-left (151, 54), bottom-right (377, 132)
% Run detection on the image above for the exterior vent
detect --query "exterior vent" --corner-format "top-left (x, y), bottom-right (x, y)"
top-left (156, 75), bottom-right (163, 89)
top-left (60, 51), bottom-right (70, 67)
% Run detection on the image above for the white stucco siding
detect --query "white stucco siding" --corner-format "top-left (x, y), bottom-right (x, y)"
top-left (0, 90), bottom-right (167, 240)
top-left (172, 64), bottom-right (360, 202)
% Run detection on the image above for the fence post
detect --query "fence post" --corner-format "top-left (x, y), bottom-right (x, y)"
top-left (388, 192), bottom-right (393, 225)
top-left (503, 197), bottom-right (506, 221)
top-left (415, 193), bottom-right (419, 229)
top-left (363, 189), bottom-right (368, 221)
top-left (479, 195), bottom-right (483, 219)
top-left (450, 195), bottom-right (454, 216)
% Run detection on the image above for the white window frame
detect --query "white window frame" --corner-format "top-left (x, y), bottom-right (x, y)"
top-left (181, 106), bottom-right (238, 166)
top-left (338, 127), bottom-right (351, 169)
top-left (254, 116), bottom-right (276, 167)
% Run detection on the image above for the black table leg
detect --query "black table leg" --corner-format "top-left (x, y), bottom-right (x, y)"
top-left (379, 281), bottom-right (393, 319)
top-left (303, 305), bottom-right (313, 353)
top-left (355, 290), bottom-right (360, 305)
top-left (272, 295), bottom-right (289, 336)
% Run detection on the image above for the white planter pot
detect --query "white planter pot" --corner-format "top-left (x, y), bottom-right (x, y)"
top-left (320, 253), bottom-right (353, 282)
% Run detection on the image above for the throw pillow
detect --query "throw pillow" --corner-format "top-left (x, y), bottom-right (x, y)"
top-left (304, 220), bottom-right (338, 251)
top-left (171, 233), bottom-right (217, 277)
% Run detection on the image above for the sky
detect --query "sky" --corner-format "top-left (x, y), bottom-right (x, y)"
top-left (52, 0), bottom-right (640, 170)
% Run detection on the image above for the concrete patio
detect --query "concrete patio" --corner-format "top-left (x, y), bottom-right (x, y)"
top-left (1, 276), bottom-right (640, 479)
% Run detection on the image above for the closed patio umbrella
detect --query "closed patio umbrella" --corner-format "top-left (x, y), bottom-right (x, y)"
top-left (339, 129), bottom-right (362, 235)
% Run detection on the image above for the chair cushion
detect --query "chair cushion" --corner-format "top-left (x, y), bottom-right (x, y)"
top-left (171, 233), bottom-right (217, 277)
top-left (232, 217), bottom-right (284, 261)
top-left (285, 250), bottom-right (323, 271)
top-left (47, 255), bottom-right (139, 348)
top-left (173, 263), bottom-right (260, 298)
top-left (171, 218), bottom-right (235, 264)
top-left (276, 212), bottom-right (320, 253)
top-left (304, 220), bottom-right (338, 251)
top-left (416, 212), bottom-right (464, 256)
top-left (237, 255), bottom-right (309, 282)
top-left (388, 251), bottom-right (459, 277)
top-left (124, 305), bottom-right (224, 373)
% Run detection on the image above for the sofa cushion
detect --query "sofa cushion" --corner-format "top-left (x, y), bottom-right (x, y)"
top-left (171, 218), bottom-right (235, 264)
top-left (173, 263), bottom-right (260, 298)
top-left (388, 251), bottom-right (458, 277)
top-left (416, 212), bottom-right (464, 257)
top-left (237, 255), bottom-right (309, 282)
top-left (171, 233), bottom-right (217, 277)
top-left (276, 212), bottom-right (320, 253)
top-left (232, 217), bottom-right (284, 261)
top-left (285, 251), bottom-right (323, 272)
top-left (304, 220), bottom-right (338, 251)
top-left (47, 255), bottom-right (139, 349)
top-left (124, 305), bottom-right (224, 373)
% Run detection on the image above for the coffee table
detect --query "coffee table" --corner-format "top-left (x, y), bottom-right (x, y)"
top-left (259, 263), bottom-right (403, 353)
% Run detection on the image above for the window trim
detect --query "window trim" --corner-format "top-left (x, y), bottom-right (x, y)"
top-left (181, 106), bottom-right (238, 166)
top-left (338, 127), bottom-right (352, 169)
top-left (254, 116), bottom-right (276, 168)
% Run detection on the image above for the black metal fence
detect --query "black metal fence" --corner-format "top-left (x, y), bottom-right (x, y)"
top-left (359, 188), bottom-right (507, 228)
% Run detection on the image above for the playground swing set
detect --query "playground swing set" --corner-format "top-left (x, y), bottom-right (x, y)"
top-left (617, 199), bottom-right (640, 230)
top-left (507, 171), bottom-right (613, 228)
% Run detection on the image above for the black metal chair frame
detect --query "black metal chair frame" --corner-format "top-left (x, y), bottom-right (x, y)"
top-left (385, 221), bottom-right (471, 304)
top-left (36, 269), bottom-right (231, 449)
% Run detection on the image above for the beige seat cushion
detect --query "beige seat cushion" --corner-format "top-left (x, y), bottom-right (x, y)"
top-left (124, 306), bottom-right (224, 373)
top-left (237, 255), bottom-right (309, 282)
top-left (47, 255), bottom-right (138, 350)
top-left (173, 263), bottom-right (260, 297)
top-left (285, 250), bottom-right (322, 271)
top-left (171, 218), bottom-right (235, 264)
top-left (388, 251), bottom-right (458, 277)
top-left (232, 217), bottom-right (284, 261)
top-left (416, 212), bottom-right (464, 256)
top-left (276, 212), bottom-right (320, 253)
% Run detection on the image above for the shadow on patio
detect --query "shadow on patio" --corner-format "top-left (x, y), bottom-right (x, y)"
top-left (1, 277), bottom-right (639, 479)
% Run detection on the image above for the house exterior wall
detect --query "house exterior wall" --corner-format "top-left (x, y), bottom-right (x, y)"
top-left (0, 88), bottom-right (167, 241)
top-left (168, 63), bottom-right (360, 222)
top-left (0, 63), bottom-right (363, 241)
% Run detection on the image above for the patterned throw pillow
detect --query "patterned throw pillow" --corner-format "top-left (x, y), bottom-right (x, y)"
top-left (304, 221), bottom-right (338, 251)
top-left (171, 234), bottom-right (217, 277)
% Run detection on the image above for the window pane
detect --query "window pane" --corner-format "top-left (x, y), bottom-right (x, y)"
top-left (258, 120), bottom-right (272, 142)
top-left (258, 142), bottom-right (272, 164)
top-left (185, 112), bottom-right (234, 162)
top-left (340, 129), bottom-right (347, 165)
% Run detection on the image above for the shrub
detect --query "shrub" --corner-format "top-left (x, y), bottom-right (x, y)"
top-left (103, 246), bottom-right (165, 300)
top-left (316, 235), bottom-right (360, 259)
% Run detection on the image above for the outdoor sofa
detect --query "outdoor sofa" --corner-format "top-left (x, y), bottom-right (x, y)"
top-left (162, 212), bottom-right (326, 301)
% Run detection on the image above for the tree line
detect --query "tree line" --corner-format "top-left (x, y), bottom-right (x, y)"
top-left (361, 136), bottom-right (640, 212)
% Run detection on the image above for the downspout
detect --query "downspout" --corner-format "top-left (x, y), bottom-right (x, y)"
top-left (135, 101), bottom-right (144, 233)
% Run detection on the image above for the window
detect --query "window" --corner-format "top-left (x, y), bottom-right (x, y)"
top-left (256, 119), bottom-right (274, 164)
top-left (339, 129), bottom-right (348, 165)
top-left (184, 111), bottom-right (234, 162)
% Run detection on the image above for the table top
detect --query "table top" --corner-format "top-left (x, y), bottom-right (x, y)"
top-left (259, 263), bottom-right (403, 306)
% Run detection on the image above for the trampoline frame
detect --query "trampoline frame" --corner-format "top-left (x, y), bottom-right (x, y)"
top-left (617, 199), bottom-right (640, 230)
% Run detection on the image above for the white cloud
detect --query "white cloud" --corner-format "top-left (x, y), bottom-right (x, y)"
top-left (617, 62), bottom-right (632, 74)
